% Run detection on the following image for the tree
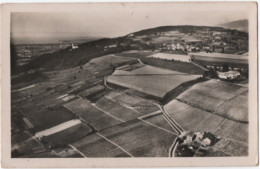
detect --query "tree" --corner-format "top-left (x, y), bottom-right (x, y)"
top-left (10, 43), bottom-right (17, 75)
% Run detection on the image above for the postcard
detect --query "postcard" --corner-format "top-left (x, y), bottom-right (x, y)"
top-left (1, 2), bottom-right (258, 167)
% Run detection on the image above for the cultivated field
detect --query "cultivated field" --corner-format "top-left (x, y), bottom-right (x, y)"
top-left (11, 49), bottom-right (248, 157)
top-left (165, 99), bottom-right (226, 133)
top-left (64, 98), bottom-right (122, 131)
top-left (41, 123), bottom-right (92, 146)
top-left (164, 79), bottom-right (248, 156)
top-left (105, 91), bottom-right (159, 114)
top-left (147, 53), bottom-right (190, 62)
top-left (98, 120), bottom-right (177, 157)
top-left (20, 106), bottom-right (76, 132)
top-left (95, 97), bottom-right (143, 121)
top-left (177, 79), bottom-right (248, 122)
top-left (107, 65), bottom-right (201, 98)
top-left (71, 133), bottom-right (131, 157)
top-left (11, 54), bottom-right (149, 157)
top-left (12, 131), bottom-right (46, 157)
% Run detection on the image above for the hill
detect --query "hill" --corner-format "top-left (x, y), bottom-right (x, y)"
top-left (218, 19), bottom-right (248, 32)
top-left (13, 25), bottom-right (248, 74)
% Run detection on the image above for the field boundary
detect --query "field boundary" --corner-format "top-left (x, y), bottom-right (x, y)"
top-left (96, 133), bottom-right (133, 157)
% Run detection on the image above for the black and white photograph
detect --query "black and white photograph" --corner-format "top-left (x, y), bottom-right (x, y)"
top-left (1, 2), bottom-right (258, 167)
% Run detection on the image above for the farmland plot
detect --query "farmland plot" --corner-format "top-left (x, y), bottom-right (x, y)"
top-left (21, 106), bottom-right (76, 132)
top-left (85, 88), bottom-right (111, 102)
top-left (212, 138), bottom-right (248, 156)
top-left (64, 98), bottom-right (122, 130)
top-left (147, 53), bottom-right (190, 62)
top-left (213, 120), bottom-right (248, 143)
top-left (41, 123), bottom-right (92, 146)
top-left (79, 85), bottom-right (105, 98)
top-left (199, 79), bottom-right (247, 94)
top-left (131, 65), bottom-right (187, 75)
top-left (99, 120), bottom-right (177, 157)
top-left (115, 51), bottom-right (156, 58)
top-left (141, 57), bottom-right (205, 75)
top-left (215, 92), bottom-right (248, 122)
top-left (12, 131), bottom-right (46, 157)
top-left (123, 63), bottom-right (145, 71)
top-left (176, 80), bottom-right (248, 122)
top-left (71, 133), bottom-right (131, 157)
top-left (177, 90), bottom-right (225, 112)
top-left (141, 114), bottom-right (177, 134)
top-left (107, 65), bottom-right (201, 98)
top-left (95, 97), bottom-right (143, 121)
top-left (105, 91), bottom-right (159, 114)
top-left (165, 99), bottom-right (225, 132)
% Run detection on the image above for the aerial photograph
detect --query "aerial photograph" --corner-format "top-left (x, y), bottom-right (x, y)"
top-left (11, 4), bottom-right (249, 158)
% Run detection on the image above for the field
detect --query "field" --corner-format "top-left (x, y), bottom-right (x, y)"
top-left (141, 114), bottom-right (177, 134)
top-left (164, 79), bottom-right (248, 156)
top-left (11, 49), bottom-right (249, 157)
top-left (189, 52), bottom-right (248, 65)
top-left (105, 91), bottom-right (159, 114)
top-left (95, 97), bottom-right (143, 121)
top-left (79, 85), bottom-right (105, 98)
top-left (165, 99), bottom-right (226, 133)
top-left (71, 133), bottom-right (131, 157)
top-left (141, 57), bottom-right (205, 75)
top-left (211, 136), bottom-right (248, 156)
top-left (115, 51), bottom-right (205, 75)
top-left (64, 98), bottom-right (122, 131)
top-left (98, 120), bottom-right (177, 157)
top-left (41, 123), bottom-right (92, 146)
top-left (20, 106), bottom-right (76, 132)
top-left (107, 65), bottom-right (201, 98)
top-left (177, 79), bottom-right (248, 122)
top-left (71, 119), bottom-right (177, 157)
top-left (12, 131), bottom-right (47, 157)
top-left (147, 53), bottom-right (190, 62)
top-left (115, 51), bottom-right (157, 58)
top-left (215, 93), bottom-right (248, 122)
top-left (11, 54), bottom-right (149, 157)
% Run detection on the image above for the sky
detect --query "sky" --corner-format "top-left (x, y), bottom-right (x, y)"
top-left (11, 3), bottom-right (248, 44)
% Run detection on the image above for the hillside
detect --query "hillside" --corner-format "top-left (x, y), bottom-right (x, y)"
top-left (13, 25), bottom-right (248, 74)
top-left (218, 19), bottom-right (248, 32)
